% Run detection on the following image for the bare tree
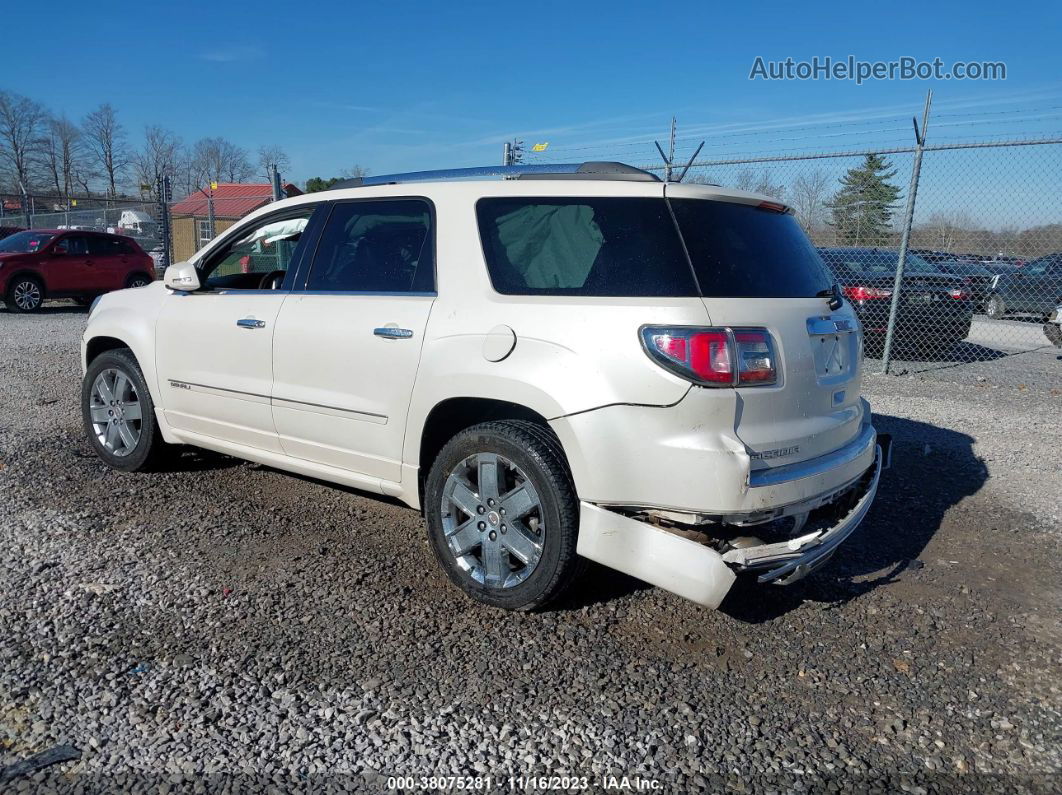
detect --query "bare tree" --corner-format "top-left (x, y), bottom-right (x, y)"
top-left (257, 144), bottom-right (290, 180)
top-left (0, 90), bottom-right (48, 192)
top-left (926, 210), bottom-right (975, 253)
top-left (343, 164), bottom-right (370, 179)
top-left (133, 125), bottom-right (182, 197)
top-left (734, 167), bottom-right (785, 198)
top-left (82, 103), bottom-right (129, 198)
top-left (190, 137), bottom-right (254, 185)
top-left (789, 170), bottom-right (831, 238)
top-left (41, 116), bottom-right (84, 201)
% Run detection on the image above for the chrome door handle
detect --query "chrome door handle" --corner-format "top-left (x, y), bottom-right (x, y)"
top-left (374, 327), bottom-right (413, 339)
top-left (237, 318), bottom-right (266, 329)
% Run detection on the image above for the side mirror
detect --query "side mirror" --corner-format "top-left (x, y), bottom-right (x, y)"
top-left (164, 261), bottom-right (200, 292)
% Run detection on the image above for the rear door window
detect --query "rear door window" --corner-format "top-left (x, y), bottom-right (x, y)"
top-left (304, 199), bottom-right (434, 293)
top-left (476, 197), bottom-right (697, 297)
top-left (670, 199), bottom-right (833, 298)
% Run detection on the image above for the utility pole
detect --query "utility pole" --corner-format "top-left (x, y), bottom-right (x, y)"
top-left (502, 139), bottom-right (524, 167)
top-left (269, 163), bottom-right (283, 202)
top-left (666, 116), bottom-right (676, 182)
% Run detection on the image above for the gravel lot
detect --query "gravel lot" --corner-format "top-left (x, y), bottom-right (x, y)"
top-left (1, 304), bottom-right (1060, 792)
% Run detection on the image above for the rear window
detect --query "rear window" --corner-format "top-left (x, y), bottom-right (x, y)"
top-left (670, 199), bottom-right (833, 298)
top-left (476, 197), bottom-right (697, 297)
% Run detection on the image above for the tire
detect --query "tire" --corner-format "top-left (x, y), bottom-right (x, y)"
top-left (6, 276), bottom-right (43, 313)
top-left (125, 273), bottom-right (151, 289)
top-left (986, 295), bottom-right (1006, 319)
top-left (424, 420), bottom-right (582, 611)
top-left (81, 348), bottom-right (170, 472)
top-left (1046, 322), bottom-right (1062, 348)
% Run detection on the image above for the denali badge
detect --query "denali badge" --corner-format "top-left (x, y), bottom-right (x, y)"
top-left (749, 445), bottom-right (800, 460)
top-left (169, 380), bottom-right (191, 390)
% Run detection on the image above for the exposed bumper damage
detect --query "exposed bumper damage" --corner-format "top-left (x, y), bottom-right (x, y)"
top-left (576, 433), bottom-right (891, 609)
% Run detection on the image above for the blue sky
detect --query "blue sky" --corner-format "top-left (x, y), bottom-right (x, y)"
top-left (5, 0), bottom-right (1061, 192)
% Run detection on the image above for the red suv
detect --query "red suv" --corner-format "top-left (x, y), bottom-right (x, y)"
top-left (0, 229), bottom-right (156, 313)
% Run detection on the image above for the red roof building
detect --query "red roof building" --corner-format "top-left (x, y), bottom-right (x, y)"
top-left (170, 182), bottom-right (302, 218)
top-left (170, 182), bottom-right (303, 261)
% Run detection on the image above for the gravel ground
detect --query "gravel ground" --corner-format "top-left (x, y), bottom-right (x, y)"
top-left (1, 304), bottom-right (1059, 793)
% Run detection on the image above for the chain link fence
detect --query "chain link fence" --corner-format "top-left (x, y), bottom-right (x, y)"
top-left (634, 138), bottom-right (1062, 372)
top-left (1, 193), bottom-right (167, 271)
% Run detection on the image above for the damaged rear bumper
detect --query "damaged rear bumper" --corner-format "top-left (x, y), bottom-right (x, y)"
top-left (575, 435), bottom-right (891, 609)
top-left (722, 437), bottom-right (888, 584)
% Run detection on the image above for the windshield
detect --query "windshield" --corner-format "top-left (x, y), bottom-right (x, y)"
top-left (820, 249), bottom-right (938, 277)
top-left (0, 231), bottom-right (55, 253)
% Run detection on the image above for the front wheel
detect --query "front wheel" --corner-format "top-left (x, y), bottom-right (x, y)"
top-left (424, 420), bottom-right (582, 611)
top-left (82, 348), bottom-right (170, 471)
top-left (985, 295), bottom-right (1006, 319)
top-left (6, 276), bottom-right (43, 312)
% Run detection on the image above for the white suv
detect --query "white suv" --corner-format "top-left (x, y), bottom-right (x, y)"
top-left (81, 162), bottom-right (889, 611)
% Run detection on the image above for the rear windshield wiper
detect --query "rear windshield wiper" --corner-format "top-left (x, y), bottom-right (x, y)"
top-left (817, 284), bottom-right (843, 310)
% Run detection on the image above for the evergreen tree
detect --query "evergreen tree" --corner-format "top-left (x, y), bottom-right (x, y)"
top-left (829, 154), bottom-right (901, 246)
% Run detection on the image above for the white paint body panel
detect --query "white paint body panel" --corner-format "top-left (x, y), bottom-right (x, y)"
top-left (82, 178), bottom-right (880, 610)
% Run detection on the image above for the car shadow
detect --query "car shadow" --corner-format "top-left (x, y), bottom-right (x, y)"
top-left (0, 303), bottom-right (87, 315)
top-left (164, 447), bottom-right (244, 473)
top-left (719, 413), bottom-right (986, 623)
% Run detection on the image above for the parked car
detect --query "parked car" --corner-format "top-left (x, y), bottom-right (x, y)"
top-left (932, 260), bottom-right (996, 311)
top-left (0, 225), bottom-right (26, 240)
top-left (985, 252), bottom-right (1062, 319)
top-left (817, 247), bottom-right (974, 355)
top-left (1, 229), bottom-right (155, 313)
top-left (79, 162), bottom-right (890, 612)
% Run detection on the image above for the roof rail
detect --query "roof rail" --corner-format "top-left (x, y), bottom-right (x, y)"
top-left (329, 161), bottom-right (659, 190)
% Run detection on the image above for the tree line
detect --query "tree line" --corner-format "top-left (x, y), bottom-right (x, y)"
top-left (695, 154), bottom-right (1060, 259)
top-left (0, 88), bottom-right (292, 203)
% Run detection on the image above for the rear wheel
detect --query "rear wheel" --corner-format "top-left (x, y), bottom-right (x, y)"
top-left (424, 420), bottom-right (582, 611)
top-left (6, 276), bottom-right (43, 313)
top-left (82, 348), bottom-right (170, 471)
top-left (125, 273), bottom-right (151, 289)
top-left (986, 295), bottom-right (1006, 319)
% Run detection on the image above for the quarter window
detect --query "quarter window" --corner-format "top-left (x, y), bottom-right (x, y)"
top-left (305, 199), bottom-right (433, 293)
top-left (476, 197), bottom-right (697, 297)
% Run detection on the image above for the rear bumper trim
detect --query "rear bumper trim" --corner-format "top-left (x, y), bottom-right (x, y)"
top-left (723, 444), bottom-right (884, 584)
top-left (749, 423), bottom-right (876, 489)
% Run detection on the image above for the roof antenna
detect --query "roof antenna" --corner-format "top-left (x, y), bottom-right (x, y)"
top-left (674, 141), bottom-right (705, 183)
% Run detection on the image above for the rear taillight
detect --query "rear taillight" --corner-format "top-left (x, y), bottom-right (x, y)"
top-left (948, 287), bottom-right (970, 300)
top-left (843, 285), bottom-right (893, 302)
top-left (640, 326), bottom-right (777, 387)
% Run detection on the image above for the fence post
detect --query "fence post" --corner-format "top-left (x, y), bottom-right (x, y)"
top-left (158, 174), bottom-right (172, 271)
top-left (270, 164), bottom-right (283, 202)
top-left (881, 90), bottom-right (933, 374)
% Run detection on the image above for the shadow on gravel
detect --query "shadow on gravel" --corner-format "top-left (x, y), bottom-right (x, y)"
top-left (719, 413), bottom-right (987, 623)
top-left (165, 447), bottom-right (244, 473)
top-left (0, 304), bottom-right (87, 315)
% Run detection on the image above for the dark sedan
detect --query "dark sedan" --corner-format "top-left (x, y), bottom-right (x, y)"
top-left (818, 247), bottom-right (975, 355)
top-left (932, 260), bottom-right (996, 311)
top-left (984, 252), bottom-right (1062, 319)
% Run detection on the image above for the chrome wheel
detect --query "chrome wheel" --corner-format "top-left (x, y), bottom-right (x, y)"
top-left (12, 280), bottom-right (42, 311)
top-left (88, 368), bottom-right (143, 457)
top-left (441, 452), bottom-right (545, 588)
top-left (986, 296), bottom-right (1005, 319)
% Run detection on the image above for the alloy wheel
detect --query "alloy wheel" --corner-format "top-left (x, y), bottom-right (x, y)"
top-left (440, 452), bottom-right (545, 588)
top-left (88, 368), bottom-right (143, 457)
top-left (12, 280), bottom-right (42, 311)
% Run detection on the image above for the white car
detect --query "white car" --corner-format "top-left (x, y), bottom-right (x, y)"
top-left (81, 162), bottom-right (889, 611)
